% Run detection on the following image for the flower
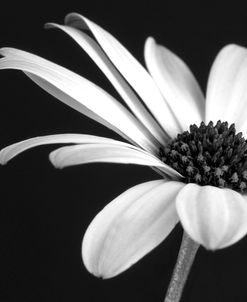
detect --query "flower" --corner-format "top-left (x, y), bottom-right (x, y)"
top-left (1, 13), bottom-right (247, 279)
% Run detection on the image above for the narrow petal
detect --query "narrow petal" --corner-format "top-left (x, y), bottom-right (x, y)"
top-left (144, 37), bottom-right (205, 131)
top-left (49, 143), bottom-right (182, 179)
top-left (65, 13), bottom-right (181, 137)
top-left (206, 44), bottom-right (247, 134)
top-left (25, 72), bottom-right (119, 136)
top-left (45, 23), bottom-right (168, 145)
top-left (0, 48), bottom-right (157, 152)
top-left (176, 184), bottom-right (247, 250)
top-left (82, 180), bottom-right (184, 278)
top-left (0, 134), bottom-right (138, 164)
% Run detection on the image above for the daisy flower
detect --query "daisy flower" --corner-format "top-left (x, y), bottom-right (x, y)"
top-left (1, 13), bottom-right (247, 282)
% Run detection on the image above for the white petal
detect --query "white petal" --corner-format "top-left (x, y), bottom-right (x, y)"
top-left (0, 48), bottom-right (157, 153)
top-left (145, 37), bottom-right (205, 131)
top-left (0, 133), bottom-right (139, 164)
top-left (82, 180), bottom-right (184, 278)
top-left (65, 13), bottom-right (181, 137)
top-left (25, 72), bottom-right (120, 137)
top-left (176, 184), bottom-right (247, 250)
top-left (45, 23), bottom-right (168, 145)
top-left (49, 143), bottom-right (182, 179)
top-left (206, 44), bottom-right (247, 134)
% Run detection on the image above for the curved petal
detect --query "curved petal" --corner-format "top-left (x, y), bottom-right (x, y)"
top-left (82, 180), bottom-right (184, 278)
top-left (206, 44), bottom-right (247, 134)
top-left (25, 72), bottom-right (121, 138)
top-left (144, 37), bottom-right (205, 131)
top-left (49, 143), bottom-right (182, 179)
top-left (45, 23), bottom-right (168, 145)
top-left (176, 184), bottom-right (247, 250)
top-left (0, 48), bottom-right (157, 153)
top-left (0, 134), bottom-right (139, 164)
top-left (65, 13), bottom-right (181, 137)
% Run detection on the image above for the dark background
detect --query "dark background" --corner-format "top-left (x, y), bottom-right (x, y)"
top-left (1, 1), bottom-right (247, 301)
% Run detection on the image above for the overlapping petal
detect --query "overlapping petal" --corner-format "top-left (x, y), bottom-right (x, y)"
top-left (25, 72), bottom-right (117, 135)
top-left (49, 143), bottom-right (182, 178)
top-left (0, 48), bottom-right (157, 152)
top-left (65, 13), bottom-right (181, 137)
top-left (176, 184), bottom-right (247, 250)
top-left (206, 44), bottom-right (247, 134)
top-left (0, 134), bottom-right (139, 164)
top-left (82, 180), bottom-right (184, 278)
top-left (144, 37), bottom-right (205, 131)
top-left (2, 13), bottom-right (247, 279)
top-left (45, 23), bottom-right (168, 145)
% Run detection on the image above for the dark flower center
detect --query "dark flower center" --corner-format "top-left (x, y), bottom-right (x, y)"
top-left (159, 121), bottom-right (247, 192)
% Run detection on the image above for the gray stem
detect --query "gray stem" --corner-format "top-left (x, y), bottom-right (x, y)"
top-left (164, 232), bottom-right (199, 302)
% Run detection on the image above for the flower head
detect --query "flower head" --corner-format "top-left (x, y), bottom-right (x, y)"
top-left (1, 13), bottom-right (247, 279)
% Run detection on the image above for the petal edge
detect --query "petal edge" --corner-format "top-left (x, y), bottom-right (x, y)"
top-left (82, 180), bottom-right (184, 278)
top-left (176, 184), bottom-right (247, 249)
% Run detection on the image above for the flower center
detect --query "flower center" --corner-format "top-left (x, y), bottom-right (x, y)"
top-left (159, 121), bottom-right (247, 192)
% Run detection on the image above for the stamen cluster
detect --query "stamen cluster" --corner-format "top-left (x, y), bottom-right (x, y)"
top-left (160, 121), bottom-right (247, 192)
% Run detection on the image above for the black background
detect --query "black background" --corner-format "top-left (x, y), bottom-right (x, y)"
top-left (1, 1), bottom-right (247, 302)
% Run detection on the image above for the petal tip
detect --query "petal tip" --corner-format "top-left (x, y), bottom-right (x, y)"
top-left (48, 151), bottom-right (62, 169)
top-left (0, 159), bottom-right (7, 165)
top-left (145, 36), bottom-right (155, 44)
top-left (144, 37), bottom-right (156, 50)
top-left (0, 48), bottom-right (6, 57)
top-left (44, 22), bottom-right (55, 30)
top-left (0, 149), bottom-right (9, 165)
top-left (64, 12), bottom-right (81, 26)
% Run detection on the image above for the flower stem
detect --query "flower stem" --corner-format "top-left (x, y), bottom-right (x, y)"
top-left (164, 232), bottom-right (199, 302)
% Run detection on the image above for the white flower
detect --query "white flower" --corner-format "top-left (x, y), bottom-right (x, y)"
top-left (1, 13), bottom-right (247, 279)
